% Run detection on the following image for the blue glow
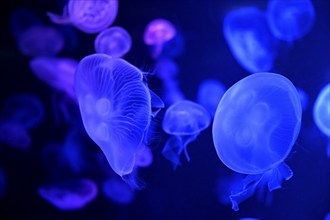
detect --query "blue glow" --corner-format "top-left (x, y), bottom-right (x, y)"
top-left (313, 83), bottom-right (330, 137)
top-left (102, 177), bottom-right (135, 205)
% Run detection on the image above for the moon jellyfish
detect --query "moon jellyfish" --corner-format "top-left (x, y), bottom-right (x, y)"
top-left (38, 178), bottom-right (98, 210)
top-left (47, 0), bottom-right (118, 34)
top-left (196, 79), bottom-right (226, 118)
top-left (75, 54), bottom-right (163, 186)
top-left (0, 122), bottom-right (31, 149)
top-left (94, 26), bottom-right (132, 58)
top-left (30, 57), bottom-right (78, 100)
top-left (135, 145), bottom-right (153, 168)
top-left (223, 7), bottom-right (279, 73)
top-left (144, 19), bottom-right (176, 59)
top-left (212, 72), bottom-right (302, 211)
top-left (267, 0), bottom-right (315, 42)
top-left (296, 87), bottom-right (309, 112)
top-left (313, 83), bottom-right (330, 157)
top-left (162, 100), bottom-right (211, 168)
top-left (102, 177), bottom-right (135, 205)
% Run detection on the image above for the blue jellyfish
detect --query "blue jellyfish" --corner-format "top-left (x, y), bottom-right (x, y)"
top-left (296, 87), bottom-right (309, 112)
top-left (267, 0), bottom-right (315, 43)
top-left (47, 0), bottom-right (118, 34)
top-left (144, 19), bottom-right (176, 59)
top-left (0, 122), bottom-right (31, 149)
top-left (196, 79), bottom-right (226, 118)
top-left (162, 80), bottom-right (185, 106)
top-left (30, 57), bottom-right (78, 100)
top-left (135, 145), bottom-right (153, 168)
top-left (313, 83), bottom-right (330, 157)
top-left (38, 178), bottom-right (98, 210)
top-left (162, 100), bottom-right (211, 168)
top-left (155, 58), bottom-right (179, 81)
top-left (223, 7), bottom-right (279, 73)
top-left (102, 177), bottom-right (135, 205)
top-left (75, 54), bottom-right (164, 186)
top-left (212, 72), bottom-right (302, 211)
top-left (94, 26), bottom-right (132, 58)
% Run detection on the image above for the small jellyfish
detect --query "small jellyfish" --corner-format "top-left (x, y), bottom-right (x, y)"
top-left (212, 72), bottom-right (302, 211)
top-left (30, 57), bottom-right (78, 100)
top-left (155, 58), bottom-right (179, 81)
top-left (0, 122), bottom-right (31, 149)
top-left (162, 80), bottom-right (185, 106)
top-left (144, 19), bottom-right (176, 59)
top-left (47, 0), bottom-right (118, 34)
top-left (196, 79), bottom-right (226, 118)
top-left (38, 178), bottom-right (98, 210)
top-left (94, 26), bottom-right (132, 58)
top-left (162, 100), bottom-right (211, 168)
top-left (296, 87), bottom-right (309, 112)
top-left (135, 145), bottom-right (153, 168)
top-left (102, 177), bottom-right (135, 205)
top-left (267, 0), bottom-right (315, 42)
top-left (75, 54), bottom-right (163, 185)
top-left (223, 7), bottom-right (279, 73)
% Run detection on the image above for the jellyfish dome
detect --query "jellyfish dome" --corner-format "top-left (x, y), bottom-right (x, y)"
top-left (47, 0), bottom-right (118, 34)
top-left (313, 83), bottom-right (330, 137)
top-left (75, 54), bottom-right (162, 181)
top-left (223, 7), bottom-right (279, 73)
top-left (162, 100), bottom-right (211, 168)
top-left (267, 0), bottom-right (315, 42)
top-left (212, 72), bottom-right (302, 211)
top-left (94, 26), bottom-right (132, 58)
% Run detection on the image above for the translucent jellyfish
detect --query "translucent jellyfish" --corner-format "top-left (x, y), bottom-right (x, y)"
top-left (162, 80), bottom-right (185, 106)
top-left (30, 57), bottom-right (78, 100)
top-left (75, 54), bottom-right (164, 184)
top-left (212, 72), bottom-right (302, 211)
top-left (223, 7), bottom-right (279, 73)
top-left (162, 100), bottom-right (211, 168)
top-left (101, 177), bottom-right (135, 205)
top-left (94, 26), bottom-right (132, 58)
top-left (47, 0), bottom-right (118, 34)
top-left (196, 79), bottom-right (226, 118)
top-left (155, 58), bottom-right (179, 81)
top-left (267, 0), bottom-right (315, 42)
top-left (0, 122), bottom-right (31, 149)
top-left (296, 87), bottom-right (309, 112)
top-left (135, 145), bottom-right (153, 168)
top-left (0, 94), bottom-right (45, 129)
top-left (38, 178), bottom-right (98, 210)
top-left (144, 19), bottom-right (176, 59)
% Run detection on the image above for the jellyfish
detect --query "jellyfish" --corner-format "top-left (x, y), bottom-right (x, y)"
top-left (267, 0), bottom-right (315, 43)
top-left (144, 18), bottom-right (176, 59)
top-left (296, 87), bottom-right (309, 112)
top-left (313, 83), bottom-right (330, 157)
top-left (162, 100), bottom-right (211, 168)
top-left (135, 145), bottom-right (153, 168)
top-left (38, 178), bottom-right (98, 210)
top-left (162, 80), bottom-right (185, 106)
top-left (47, 0), bottom-right (118, 34)
top-left (155, 58), bottom-right (179, 81)
top-left (101, 177), bottom-right (135, 205)
top-left (196, 79), bottom-right (226, 118)
top-left (30, 57), bottom-right (78, 100)
top-left (0, 122), bottom-right (31, 149)
top-left (212, 72), bottom-right (302, 211)
top-left (223, 7), bottom-right (279, 73)
top-left (75, 54), bottom-right (164, 186)
top-left (94, 26), bottom-right (132, 58)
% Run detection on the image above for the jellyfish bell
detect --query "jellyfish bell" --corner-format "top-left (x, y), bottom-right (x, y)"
top-left (313, 83), bottom-right (330, 137)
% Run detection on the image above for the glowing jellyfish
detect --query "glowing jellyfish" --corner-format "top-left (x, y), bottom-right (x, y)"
top-left (38, 178), bottom-right (98, 210)
top-left (135, 145), bottom-right (153, 168)
top-left (296, 87), bottom-right (309, 112)
top-left (30, 57), bottom-right (78, 100)
top-left (313, 83), bottom-right (330, 157)
top-left (0, 122), bottom-right (31, 149)
top-left (267, 0), bottom-right (315, 42)
top-left (47, 0), bottom-right (118, 34)
top-left (162, 80), bottom-right (185, 106)
top-left (155, 58), bottom-right (179, 81)
top-left (144, 18), bottom-right (176, 59)
top-left (102, 177), bottom-right (135, 205)
top-left (197, 79), bottom-right (226, 118)
top-left (162, 100), bottom-right (211, 168)
top-left (94, 26), bottom-right (132, 58)
top-left (0, 94), bottom-right (44, 129)
top-left (223, 7), bottom-right (279, 73)
top-left (212, 72), bottom-right (302, 211)
top-left (75, 54), bottom-right (164, 185)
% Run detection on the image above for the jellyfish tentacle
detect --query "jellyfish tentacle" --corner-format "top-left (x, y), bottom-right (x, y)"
top-left (267, 162), bottom-right (293, 191)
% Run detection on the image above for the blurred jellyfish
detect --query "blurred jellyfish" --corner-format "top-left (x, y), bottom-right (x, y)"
top-left (155, 58), bottom-right (179, 81)
top-left (267, 0), bottom-right (315, 43)
top-left (94, 26), bottom-right (132, 58)
top-left (144, 18), bottom-right (176, 59)
top-left (75, 54), bottom-right (164, 187)
top-left (313, 83), bottom-right (330, 157)
top-left (0, 122), bottom-right (31, 149)
top-left (0, 168), bottom-right (6, 198)
top-left (223, 7), bottom-right (279, 73)
top-left (47, 0), bottom-right (118, 34)
top-left (296, 87), bottom-right (309, 112)
top-left (30, 57), bottom-right (78, 100)
top-left (162, 100), bottom-right (211, 168)
top-left (135, 145), bottom-right (153, 168)
top-left (102, 177), bottom-right (135, 205)
top-left (212, 72), bottom-right (302, 211)
top-left (10, 8), bottom-right (64, 57)
top-left (38, 178), bottom-right (98, 210)
top-left (162, 80), bottom-right (185, 106)
top-left (196, 79), bottom-right (226, 118)
top-left (0, 94), bottom-right (44, 129)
